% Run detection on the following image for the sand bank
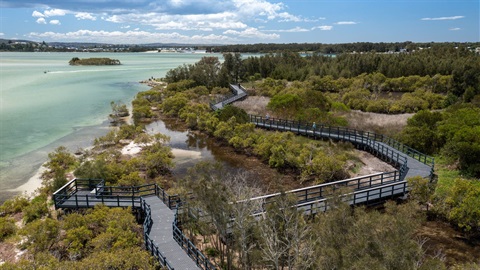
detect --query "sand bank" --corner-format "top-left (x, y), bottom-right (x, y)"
top-left (8, 165), bottom-right (46, 197)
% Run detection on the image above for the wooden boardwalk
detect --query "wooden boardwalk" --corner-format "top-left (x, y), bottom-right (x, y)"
top-left (53, 83), bottom-right (434, 269)
top-left (53, 180), bottom-right (204, 270)
top-left (210, 84), bottom-right (247, 110)
top-left (143, 196), bottom-right (199, 269)
top-left (251, 117), bottom-right (433, 180)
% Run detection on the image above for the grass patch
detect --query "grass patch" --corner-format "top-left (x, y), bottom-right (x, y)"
top-left (434, 155), bottom-right (480, 197)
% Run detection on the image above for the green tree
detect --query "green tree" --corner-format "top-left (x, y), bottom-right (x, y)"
top-left (401, 110), bottom-right (443, 154)
top-left (41, 146), bottom-right (76, 184)
top-left (215, 105), bottom-right (249, 123)
top-left (438, 106), bottom-right (480, 176)
top-left (267, 93), bottom-right (303, 119)
top-left (183, 162), bottom-right (234, 268)
top-left (109, 101), bottom-right (129, 124)
top-left (438, 178), bottom-right (480, 234)
top-left (408, 176), bottom-right (435, 211)
top-left (0, 217), bottom-right (16, 240)
top-left (312, 199), bottom-right (444, 269)
top-left (20, 218), bottom-right (60, 253)
top-left (23, 194), bottom-right (49, 223)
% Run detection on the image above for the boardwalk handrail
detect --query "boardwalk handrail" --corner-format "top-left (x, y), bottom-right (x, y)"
top-left (52, 82), bottom-right (436, 269)
top-left (53, 180), bottom-right (216, 269)
top-left (281, 180), bottom-right (409, 216)
top-left (52, 178), bottom-right (104, 207)
top-left (141, 198), bottom-right (175, 270)
top-left (173, 204), bottom-right (217, 270)
top-left (210, 84), bottom-right (247, 111)
top-left (241, 171), bottom-right (400, 212)
top-left (249, 115), bottom-right (434, 168)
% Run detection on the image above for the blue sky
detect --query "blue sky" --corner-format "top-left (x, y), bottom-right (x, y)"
top-left (0, 0), bottom-right (478, 44)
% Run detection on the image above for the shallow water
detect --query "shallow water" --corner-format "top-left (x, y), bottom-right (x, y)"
top-left (0, 52), bottom-right (210, 201)
top-left (146, 118), bottom-right (297, 193)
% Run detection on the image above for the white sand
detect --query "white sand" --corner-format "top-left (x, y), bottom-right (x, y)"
top-left (8, 143), bottom-right (202, 197)
top-left (121, 141), bottom-right (201, 159)
top-left (171, 148), bottom-right (201, 158)
top-left (8, 165), bottom-right (46, 196)
top-left (121, 141), bottom-right (145, 156)
top-left (171, 148), bottom-right (202, 165)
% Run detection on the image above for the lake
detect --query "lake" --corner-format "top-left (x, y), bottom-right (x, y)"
top-left (0, 52), bottom-right (212, 202)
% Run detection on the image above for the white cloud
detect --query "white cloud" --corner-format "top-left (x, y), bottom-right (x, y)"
top-left (32, 11), bottom-right (44, 18)
top-left (121, 25), bottom-right (131, 29)
top-left (36, 18), bottom-right (47, 24)
top-left (169, 0), bottom-right (186, 7)
top-left (49, 20), bottom-right (61, 25)
top-left (234, 0), bottom-right (285, 20)
top-left (106, 12), bottom-right (247, 31)
top-left (223, 27), bottom-right (279, 39)
top-left (27, 29), bottom-right (236, 44)
top-left (277, 12), bottom-right (302, 22)
top-left (265, 26), bottom-right (309, 33)
top-left (421, 15), bottom-right (464, 21)
top-left (336, 21), bottom-right (357, 25)
top-left (44, 9), bottom-right (67, 17)
top-left (313, 25), bottom-right (333, 31)
top-left (75, 12), bottom-right (96, 21)
top-left (0, 33), bottom-right (4, 36)
top-left (449, 27), bottom-right (461, 31)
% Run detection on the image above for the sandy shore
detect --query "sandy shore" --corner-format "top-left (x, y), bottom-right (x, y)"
top-left (6, 138), bottom-right (203, 198)
top-left (8, 165), bottom-right (46, 197)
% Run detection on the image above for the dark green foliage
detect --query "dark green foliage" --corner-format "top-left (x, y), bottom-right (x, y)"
top-left (20, 218), bottom-right (60, 253)
top-left (0, 195), bottom-right (30, 215)
top-left (267, 93), bottom-right (303, 119)
top-left (401, 110), bottom-right (443, 154)
top-left (205, 247), bottom-right (220, 257)
top-left (312, 199), bottom-right (444, 269)
top-left (166, 79), bottom-right (197, 92)
top-left (435, 178), bottom-right (480, 235)
top-left (401, 107), bottom-right (480, 177)
top-left (215, 105), bottom-right (249, 123)
top-left (23, 194), bottom-right (49, 223)
top-left (12, 205), bottom-right (155, 269)
top-left (109, 101), bottom-right (129, 124)
top-left (220, 53), bottom-right (244, 86)
top-left (161, 92), bottom-right (189, 116)
top-left (40, 146), bottom-right (75, 191)
top-left (439, 106), bottom-right (480, 176)
top-left (0, 217), bottom-right (16, 240)
top-left (74, 158), bottom-right (110, 180)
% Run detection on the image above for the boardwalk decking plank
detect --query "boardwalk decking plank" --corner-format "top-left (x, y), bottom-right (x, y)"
top-left (143, 196), bottom-right (200, 269)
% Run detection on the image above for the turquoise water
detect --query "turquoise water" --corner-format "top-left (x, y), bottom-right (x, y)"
top-left (0, 52), bottom-right (209, 199)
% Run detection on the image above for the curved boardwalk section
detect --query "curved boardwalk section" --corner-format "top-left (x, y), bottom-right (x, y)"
top-left (53, 180), bottom-right (207, 269)
top-left (52, 83), bottom-right (434, 269)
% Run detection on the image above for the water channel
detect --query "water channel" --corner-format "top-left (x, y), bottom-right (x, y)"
top-left (146, 117), bottom-right (297, 194)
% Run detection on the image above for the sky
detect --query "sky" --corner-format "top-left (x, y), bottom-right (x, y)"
top-left (0, 0), bottom-right (478, 44)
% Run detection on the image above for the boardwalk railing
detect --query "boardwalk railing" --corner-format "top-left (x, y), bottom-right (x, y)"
top-left (53, 82), bottom-right (435, 269)
top-left (141, 198), bottom-right (175, 270)
top-left (290, 180), bottom-right (409, 216)
top-left (249, 115), bottom-right (434, 169)
top-left (173, 204), bottom-right (217, 270)
top-left (210, 84), bottom-right (247, 111)
top-left (242, 171), bottom-right (401, 213)
top-left (53, 180), bottom-right (155, 209)
top-left (156, 185), bottom-right (182, 209)
top-left (53, 179), bottom-right (216, 270)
